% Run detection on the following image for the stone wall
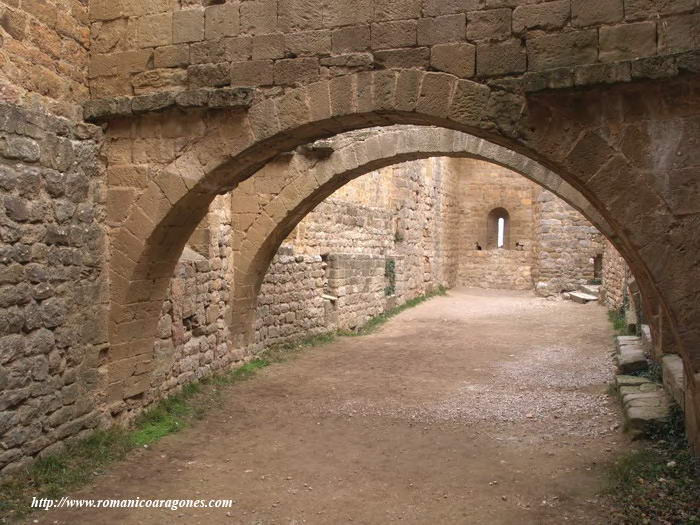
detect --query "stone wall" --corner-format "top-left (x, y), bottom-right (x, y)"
top-left (255, 245), bottom-right (327, 347)
top-left (0, 103), bottom-right (105, 475)
top-left (0, 0), bottom-right (90, 119)
top-left (148, 195), bottom-right (235, 414)
top-left (532, 190), bottom-right (606, 296)
top-left (602, 239), bottom-right (628, 311)
top-left (458, 250), bottom-right (533, 290)
top-left (86, 0), bottom-right (700, 99)
top-left (326, 253), bottom-right (387, 330)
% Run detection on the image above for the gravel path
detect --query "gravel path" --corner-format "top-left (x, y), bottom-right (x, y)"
top-left (36, 288), bottom-right (626, 525)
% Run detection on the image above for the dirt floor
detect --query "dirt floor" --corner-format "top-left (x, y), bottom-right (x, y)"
top-left (34, 289), bottom-right (628, 525)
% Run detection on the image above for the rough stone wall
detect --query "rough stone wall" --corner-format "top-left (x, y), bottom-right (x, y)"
top-left (149, 195), bottom-right (234, 412)
top-left (443, 158), bottom-right (537, 289)
top-left (326, 253), bottom-right (387, 330)
top-left (0, 0), bottom-right (90, 119)
top-left (288, 157), bottom-right (463, 301)
top-left (458, 250), bottom-right (532, 290)
top-left (532, 189), bottom-right (606, 296)
top-left (602, 239), bottom-right (628, 311)
top-left (0, 104), bottom-right (105, 475)
top-left (87, 0), bottom-right (700, 99)
top-left (254, 245), bottom-right (327, 347)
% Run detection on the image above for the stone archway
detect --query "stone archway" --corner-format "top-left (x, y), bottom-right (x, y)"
top-left (227, 125), bottom-right (624, 352)
top-left (104, 69), bottom-right (700, 450)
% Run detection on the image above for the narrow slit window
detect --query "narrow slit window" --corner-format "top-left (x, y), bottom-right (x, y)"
top-left (497, 218), bottom-right (505, 248)
top-left (486, 208), bottom-right (510, 249)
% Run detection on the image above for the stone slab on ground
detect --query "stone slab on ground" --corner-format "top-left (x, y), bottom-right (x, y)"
top-left (569, 291), bottom-right (598, 304)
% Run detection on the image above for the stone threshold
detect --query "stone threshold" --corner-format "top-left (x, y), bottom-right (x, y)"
top-left (83, 87), bottom-right (254, 123)
top-left (521, 50), bottom-right (700, 93)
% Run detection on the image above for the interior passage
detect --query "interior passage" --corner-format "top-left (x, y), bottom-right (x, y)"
top-left (38, 289), bottom-right (623, 525)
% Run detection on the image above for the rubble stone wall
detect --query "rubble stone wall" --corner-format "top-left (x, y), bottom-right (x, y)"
top-left (0, 103), bottom-right (105, 475)
top-left (602, 238), bottom-right (628, 311)
top-left (150, 195), bottom-right (234, 409)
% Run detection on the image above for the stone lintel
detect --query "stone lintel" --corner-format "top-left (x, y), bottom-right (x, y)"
top-left (83, 87), bottom-right (255, 123)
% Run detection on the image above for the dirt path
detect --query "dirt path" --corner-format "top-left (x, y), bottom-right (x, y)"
top-left (36, 289), bottom-right (627, 524)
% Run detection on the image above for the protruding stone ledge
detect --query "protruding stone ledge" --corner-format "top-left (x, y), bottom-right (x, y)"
top-left (522, 50), bottom-right (700, 94)
top-left (83, 87), bottom-right (254, 123)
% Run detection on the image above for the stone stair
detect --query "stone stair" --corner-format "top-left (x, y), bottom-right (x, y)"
top-left (566, 283), bottom-right (601, 304)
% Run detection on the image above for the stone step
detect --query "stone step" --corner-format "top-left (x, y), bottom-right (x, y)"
top-left (568, 291), bottom-right (598, 304)
top-left (579, 284), bottom-right (601, 297)
top-left (615, 343), bottom-right (649, 374)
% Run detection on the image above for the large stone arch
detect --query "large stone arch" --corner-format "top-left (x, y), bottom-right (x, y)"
top-left (105, 69), bottom-right (700, 450)
top-left (228, 125), bottom-right (623, 350)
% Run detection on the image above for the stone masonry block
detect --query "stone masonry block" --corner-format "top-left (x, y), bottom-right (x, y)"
top-left (286, 30), bottom-right (331, 56)
top-left (374, 47), bottom-right (430, 69)
top-left (424, 0), bottom-right (480, 17)
top-left (417, 14), bottom-right (466, 46)
top-left (173, 9), bottom-right (204, 44)
top-left (205, 2), bottom-right (240, 40)
top-left (252, 34), bottom-right (285, 60)
top-left (155, 44), bottom-right (190, 68)
top-left (467, 9), bottom-right (511, 42)
top-left (600, 22), bottom-right (657, 63)
top-left (624, 0), bottom-right (695, 21)
top-left (572, 0), bottom-right (623, 27)
top-left (240, 0), bottom-right (278, 35)
top-left (431, 42), bottom-right (475, 78)
top-left (137, 13), bottom-right (172, 48)
top-left (231, 60), bottom-right (273, 87)
top-left (658, 13), bottom-right (700, 55)
top-left (527, 30), bottom-right (598, 71)
top-left (477, 39), bottom-right (526, 77)
top-left (274, 57), bottom-right (319, 86)
top-left (332, 25), bottom-right (370, 54)
top-left (371, 20), bottom-right (417, 50)
top-left (374, 0), bottom-right (421, 21)
top-left (513, 1), bottom-right (569, 34)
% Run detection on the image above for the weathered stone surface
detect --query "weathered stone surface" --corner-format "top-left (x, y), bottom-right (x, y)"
top-left (430, 42), bottom-right (475, 78)
top-left (477, 39), bottom-right (526, 77)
